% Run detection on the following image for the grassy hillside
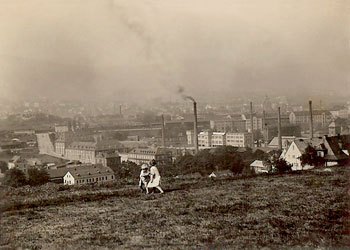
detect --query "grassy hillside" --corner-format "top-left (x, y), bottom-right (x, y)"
top-left (0, 166), bottom-right (349, 250)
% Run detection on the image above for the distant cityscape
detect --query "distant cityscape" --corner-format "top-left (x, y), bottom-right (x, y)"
top-left (0, 94), bottom-right (349, 184)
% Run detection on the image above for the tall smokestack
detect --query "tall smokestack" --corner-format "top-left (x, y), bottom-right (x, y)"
top-left (309, 100), bottom-right (313, 139)
top-left (278, 107), bottom-right (282, 150)
top-left (262, 110), bottom-right (266, 130)
top-left (250, 101), bottom-right (254, 148)
top-left (193, 101), bottom-right (199, 153)
top-left (262, 110), bottom-right (267, 142)
top-left (161, 114), bottom-right (165, 148)
top-left (119, 105), bottom-right (122, 116)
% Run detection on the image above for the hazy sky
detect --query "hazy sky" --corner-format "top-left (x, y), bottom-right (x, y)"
top-left (0, 0), bottom-right (349, 103)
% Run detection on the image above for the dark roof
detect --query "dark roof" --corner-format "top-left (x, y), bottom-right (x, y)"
top-left (129, 147), bottom-right (169, 155)
top-left (96, 152), bottom-right (119, 158)
top-left (66, 141), bottom-right (96, 150)
top-left (9, 155), bottom-right (21, 163)
top-left (292, 136), bottom-right (350, 162)
top-left (95, 139), bottom-right (123, 151)
top-left (66, 164), bottom-right (114, 179)
top-left (66, 139), bottom-right (123, 151)
top-left (293, 138), bottom-right (324, 153)
top-left (47, 167), bottom-right (70, 179)
top-left (323, 136), bottom-right (350, 161)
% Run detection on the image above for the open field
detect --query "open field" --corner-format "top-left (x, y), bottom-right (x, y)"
top-left (1, 167), bottom-right (349, 250)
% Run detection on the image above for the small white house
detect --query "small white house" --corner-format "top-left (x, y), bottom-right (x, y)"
top-left (250, 160), bottom-right (269, 173)
top-left (64, 172), bottom-right (75, 185)
top-left (208, 170), bottom-right (233, 178)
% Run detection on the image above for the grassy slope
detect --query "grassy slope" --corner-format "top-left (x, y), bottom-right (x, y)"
top-left (0, 167), bottom-right (349, 250)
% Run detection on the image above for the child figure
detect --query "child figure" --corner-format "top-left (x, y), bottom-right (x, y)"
top-left (139, 164), bottom-right (150, 194)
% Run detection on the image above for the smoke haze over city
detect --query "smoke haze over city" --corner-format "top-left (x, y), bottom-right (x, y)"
top-left (0, 0), bottom-right (349, 103)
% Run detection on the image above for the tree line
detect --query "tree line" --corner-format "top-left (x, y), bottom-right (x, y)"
top-left (2, 168), bottom-right (49, 187)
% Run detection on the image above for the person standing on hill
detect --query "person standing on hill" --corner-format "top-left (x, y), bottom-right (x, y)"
top-left (147, 159), bottom-right (164, 194)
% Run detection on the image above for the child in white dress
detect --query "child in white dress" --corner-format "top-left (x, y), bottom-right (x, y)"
top-left (147, 160), bottom-right (164, 194)
top-left (139, 164), bottom-right (150, 194)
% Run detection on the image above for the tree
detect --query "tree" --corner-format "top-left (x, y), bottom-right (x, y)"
top-left (213, 146), bottom-right (245, 174)
top-left (27, 168), bottom-right (50, 186)
top-left (175, 154), bottom-right (194, 175)
top-left (3, 168), bottom-right (27, 187)
top-left (300, 145), bottom-right (325, 168)
top-left (116, 161), bottom-right (139, 179)
top-left (274, 159), bottom-right (292, 173)
top-left (227, 154), bottom-right (245, 174)
top-left (191, 149), bottom-right (215, 175)
top-left (253, 149), bottom-right (268, 161)
top-left (0, 161), bottom-right (8, 173)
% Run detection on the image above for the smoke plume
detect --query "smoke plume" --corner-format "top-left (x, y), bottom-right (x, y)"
top-left (177, 85), bottom-right (196, 103)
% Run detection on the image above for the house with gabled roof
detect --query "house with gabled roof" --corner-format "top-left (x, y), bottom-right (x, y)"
top-left (281, 138), bottom-right (324, 170)
top-left (7, 155), bottom-right (31, 174)
top-left (250, 160), bottom-right (270, 173)
top-left (63, 164), bottom-right (115, 185)
top-left (8, 155), bottom-right (22, 169)
top-left (268, 136), bottom-right (300, 149)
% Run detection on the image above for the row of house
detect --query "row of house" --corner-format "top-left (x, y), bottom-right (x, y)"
top-left (281, 135), bottom-right (350, 170)
top-left (251, 135), bottom-right (350, 173)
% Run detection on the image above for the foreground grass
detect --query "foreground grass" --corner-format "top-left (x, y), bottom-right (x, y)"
top-left (0, 167), bottom-right (349, 250)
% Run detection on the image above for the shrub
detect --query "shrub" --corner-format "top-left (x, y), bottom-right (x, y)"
top-left (3, 168), bottom-right (27, 187)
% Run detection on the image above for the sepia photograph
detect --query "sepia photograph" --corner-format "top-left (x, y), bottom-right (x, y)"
top-left (0, 0), bottom-right (349, 249)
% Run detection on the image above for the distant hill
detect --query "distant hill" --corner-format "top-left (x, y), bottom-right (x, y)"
top-left (0, 113), bottom-right (68, 131)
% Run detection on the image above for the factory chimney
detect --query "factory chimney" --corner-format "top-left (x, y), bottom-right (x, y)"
top-left (250, 101), bottom-right (254, 148)
top-left (161, 114), bottom-right (166, 148)
top-left (193, 101), bottom-right (199, 153)
top-left (119, 105), bottom-right (122, 116)
top-left (309, 100), bottom-right (313, 139)
top-left (278, 107), bottom-right (282, 150)
top-left (262, 110), bottom-right (266, 130)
